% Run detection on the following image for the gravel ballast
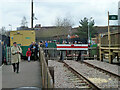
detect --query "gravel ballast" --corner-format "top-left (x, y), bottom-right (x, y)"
top-left (84, 60), bottom-right (120, 76)
top-left (48, 60), bottom-right (91, 88)
top-left (64, 60), bottom-right (119, 89)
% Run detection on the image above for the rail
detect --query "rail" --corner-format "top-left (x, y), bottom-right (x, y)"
top-left (83, 61), bottom-right (120, 79)
top-left (63, 61), bottom-right (100, 90)
top-left (39, 47), bottom-right (54, 88)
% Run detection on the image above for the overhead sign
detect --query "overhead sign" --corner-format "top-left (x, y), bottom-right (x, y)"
top-left (57, 44), bottom-right (88, 50)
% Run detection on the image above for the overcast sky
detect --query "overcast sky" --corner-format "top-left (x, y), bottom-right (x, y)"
top-left (0, 0), bottom-right (119, 30)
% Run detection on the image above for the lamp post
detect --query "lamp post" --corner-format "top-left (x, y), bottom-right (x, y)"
top-left (31, 0), bottom-right (33, 28)
top-left (8, 24), bottom-right (12, 31)
top-left (88, 17), bottom-right (92, 44)
top-left (87, 17), bottom-right (92, 56)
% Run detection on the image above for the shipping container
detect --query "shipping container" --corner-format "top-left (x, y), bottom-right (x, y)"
top-left (10, 30), bottom-right (35, 56)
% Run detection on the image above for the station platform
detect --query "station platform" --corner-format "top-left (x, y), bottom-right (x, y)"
top-left (2, 60), bottom-right (42, 89)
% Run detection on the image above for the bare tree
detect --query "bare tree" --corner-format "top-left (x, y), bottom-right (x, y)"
top-left (21, 16), bottom-right (28, 27)
top-left (55, 17), bottom-right (74, 27)
top-left (0, 27), bottom-right (7, 35)
top-left (55, 17), bottom-right (62, 27)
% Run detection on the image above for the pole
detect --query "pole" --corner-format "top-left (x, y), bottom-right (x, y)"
top-left (88, 21), bottom-right (89, 44)
top-left (87, 19), bottom-right (90, 56)
top-left (108, 11), bottom-right (112, 63)
top-left (31, 0), bottom-right (33, 28)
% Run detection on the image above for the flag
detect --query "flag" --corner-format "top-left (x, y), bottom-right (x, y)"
top-left (109, 15), bottom-right (118, 20)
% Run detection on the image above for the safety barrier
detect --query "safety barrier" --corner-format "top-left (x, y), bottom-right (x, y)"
top-left (39, 47), bottom-right (54, 88)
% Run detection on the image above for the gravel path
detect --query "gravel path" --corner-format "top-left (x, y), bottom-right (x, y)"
top-left (84, 60), bottom-right (120, 76)
top-left (48, 60), bottom-right (91, 88)
top-left (64, 60), bottom-right (120, 89)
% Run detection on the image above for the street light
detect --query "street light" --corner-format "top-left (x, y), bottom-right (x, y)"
top-left (88, 17), bottom-right (93, 44)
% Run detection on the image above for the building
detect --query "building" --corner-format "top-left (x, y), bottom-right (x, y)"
top-left (35, 26), bottom-right (72, 42)
top-left (16, 24), bottom-right (119, 43)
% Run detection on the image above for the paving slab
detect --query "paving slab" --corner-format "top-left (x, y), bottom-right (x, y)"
top-left (2, 61), bottom-right (42, 89)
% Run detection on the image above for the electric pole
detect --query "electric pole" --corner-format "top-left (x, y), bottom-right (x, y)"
top-left (31, 0), bottom-right (33, 28)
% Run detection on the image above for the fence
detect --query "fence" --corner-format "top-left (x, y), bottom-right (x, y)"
top-left (99, 31), bottom-right (120, 63)
top-left (39, 47), bottom-right (54, 88)
top-left (101, 31), bottom-right (120, 47)
top-left (5, 45), bottom-right (11, 65)
top-left (42, 47), bottom-right (99, 61)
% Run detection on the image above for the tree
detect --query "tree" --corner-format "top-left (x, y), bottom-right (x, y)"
top-left (55, 17), bottom-right (74, 27)
top-left (21, 16), bottom-right (28, 27)
top-left (0, 27), bottom-right (7, 35)
top-left (76, 17), bottom-right (96, 40)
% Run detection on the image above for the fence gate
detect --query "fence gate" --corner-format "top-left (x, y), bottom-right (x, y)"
top-left (6, 45), bottom-right (11, 65)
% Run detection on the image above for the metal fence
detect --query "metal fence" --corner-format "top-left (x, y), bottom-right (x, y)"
top-left (42, 47), bottom-right (99, 61)
top-left (39, 47), bottom-right (54, 88)
top-left (5, 46), bottom-right (11, 65)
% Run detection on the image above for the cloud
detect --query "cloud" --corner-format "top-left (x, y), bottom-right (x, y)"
top-left (0, 0), bottom-right (119, 30)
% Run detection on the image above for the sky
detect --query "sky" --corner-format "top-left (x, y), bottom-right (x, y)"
top-left (0, 0), bottom-right (119, 30)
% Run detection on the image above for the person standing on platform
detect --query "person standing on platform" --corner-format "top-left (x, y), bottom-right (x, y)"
top-left (30, 42), bottom-right (38, 61)
top-left (11, 42), bottom-right (22, 73)
top-left (26, 48), bottom-right (32, 62)
top-left (60, 41), bottom-right (65, 61)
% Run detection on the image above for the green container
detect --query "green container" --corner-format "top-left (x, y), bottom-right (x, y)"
top-left (90, 49), bottom-right (97, 57)
top-left (21, 46), bottom-right (29, 56)
top-left (48, 43), bottom-right (56, 48)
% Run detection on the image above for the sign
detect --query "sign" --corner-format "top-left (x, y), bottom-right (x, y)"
top-left (11, 37), bottom-right (13, 39)
top-left (57, 44), bottom-right (88, 50)
top-left (109, 15), bottom-right (118, 20)
top-left (25, 37), bottom-right (31, 39)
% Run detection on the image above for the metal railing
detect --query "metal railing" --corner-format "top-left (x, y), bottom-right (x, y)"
top-left (39, 47), bottom-right (54, 88)
top-left (5, 45), bottom-right (11, 65)
top-left (42, 47), bottom-right (99, 60)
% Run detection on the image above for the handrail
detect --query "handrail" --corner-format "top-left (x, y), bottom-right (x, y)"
top-left (39, 47), bottom-right (54, 88)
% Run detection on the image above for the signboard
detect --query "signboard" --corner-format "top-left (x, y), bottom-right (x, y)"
top-left (57, 44), bottom-right (88, 50)
top-left (25, 37), bottom-right (31, 39)
top-left (109, 15), bottom-right (118, 20)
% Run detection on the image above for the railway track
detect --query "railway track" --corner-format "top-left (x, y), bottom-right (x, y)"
top-left (64, 60), bottom-right (120, 89)
top-left (83, 61), bottom-right (120, 80)
top-left (62, 61), bottom-right (100, 90)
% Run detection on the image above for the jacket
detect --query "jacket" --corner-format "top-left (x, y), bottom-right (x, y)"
top-left (26, 51), bottom-right (31, 57)
top-left (11, 46), bottom-right (22, 63)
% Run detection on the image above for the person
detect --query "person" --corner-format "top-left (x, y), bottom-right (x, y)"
top-left (26, 48), bottom-right (32, 62)
top-left (29, 42), bottom-right (33, 48)
top-left (11, 42), bottom-right (22, 73)
top-left (30, 42), bottom-right (38, 61)
top-left (2, 42), bottom-right (5, 64)
top-left (60, 41), bottom-right (65, 61)
top-left (45, 41), bottom-right (48, 48)
top-left (45, 41), bottom-right (48, 56)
